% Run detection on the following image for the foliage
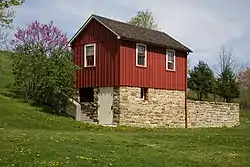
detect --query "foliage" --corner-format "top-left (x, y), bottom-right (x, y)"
top-left (10, 21), bottom-right (78, 115)
top-left (0, 0), bottom-right (25, 49)
top-left (128, 9), bottom-right (158, 30)
top-left (188, 61), bottom-right (216, 101)
top-left (0, 0), bottom-right (24, 27)
top-left (217, 65), bottom-right (240, 103)
top-left (215, 47), bottom-right (239, 103)
top-left (238, 68), bottom-right (250, 108)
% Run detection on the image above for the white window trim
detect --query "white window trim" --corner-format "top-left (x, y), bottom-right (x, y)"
top-left (136, 43), bottom-right (147, 67)
top-left (166, 49), bottom-right (176, 71)
top-left (84, 43), bottom-right (96, 67)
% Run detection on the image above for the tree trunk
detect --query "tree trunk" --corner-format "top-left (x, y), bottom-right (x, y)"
top-left (213, 94), bottom-right (216, 102)
top-left (199, 92), bottom-right (202, 101)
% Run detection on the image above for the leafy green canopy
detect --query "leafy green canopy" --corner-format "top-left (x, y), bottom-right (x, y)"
top-left (128, 9), bottom-right (158, 30)
top-left (10, 21), bottom-right (78, 115)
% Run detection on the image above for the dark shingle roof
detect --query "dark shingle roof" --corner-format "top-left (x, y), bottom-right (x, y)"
top-left (93, 15), bottom-right (192, 52)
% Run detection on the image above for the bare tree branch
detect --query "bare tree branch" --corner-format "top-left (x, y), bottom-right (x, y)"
top-left (0, 28), bottom-right (8, 49)
top-left (216, 45), bottom-right (237, 75)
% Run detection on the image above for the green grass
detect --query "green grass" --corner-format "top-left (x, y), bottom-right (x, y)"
top-left (0, 50), bottom-right (250, 167)
top-left (0, 51), bottom-right (14, 92)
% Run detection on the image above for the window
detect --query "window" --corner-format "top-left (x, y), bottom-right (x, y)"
top-left (136, 43), bottom-right (147, 67)
top-left (140, 88), bottom-right (148, 100)
top-left (166, 50), bottom-right (175, 71)
top-left (84, 43), bottom-right (96, 67)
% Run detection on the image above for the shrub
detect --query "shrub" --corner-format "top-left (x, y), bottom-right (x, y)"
top-left (10, 21), bottom-right (78, 115)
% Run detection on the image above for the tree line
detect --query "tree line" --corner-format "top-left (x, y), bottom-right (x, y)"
top-left (188, 47), bottom-right (239, 103)
top-left (1, 4), bottom-right (250, 115)
top-left (188, 47), bottom-right (250, 108)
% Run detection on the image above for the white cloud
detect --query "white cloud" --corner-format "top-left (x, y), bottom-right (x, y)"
top-left (8, 0), bottom-right (250, 68)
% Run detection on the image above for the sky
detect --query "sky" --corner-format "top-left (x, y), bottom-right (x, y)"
top-left (8, 0), bottom-right (250, 69)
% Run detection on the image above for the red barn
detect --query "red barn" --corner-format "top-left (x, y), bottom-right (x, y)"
top-left (69, 14), bottom-right (192, 127)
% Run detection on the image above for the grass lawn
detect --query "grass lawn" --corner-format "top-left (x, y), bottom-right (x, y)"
top-left (0, 51), bottom-right (250, 167)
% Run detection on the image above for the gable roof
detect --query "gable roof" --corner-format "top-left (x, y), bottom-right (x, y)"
top-left (69, 14), bottom-right (192, 53)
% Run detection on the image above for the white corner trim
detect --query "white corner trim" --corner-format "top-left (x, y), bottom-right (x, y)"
top-left (166, 49), bottom-right (176, 71)
top-left (68, 15), bottom-right (120, 45)
top-left (135, 43), bottom-right (147, 67)
top-left (84, 43), bottom-right (96, 67)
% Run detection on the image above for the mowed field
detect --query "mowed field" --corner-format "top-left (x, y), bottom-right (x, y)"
top-left (0, 51), bottom-right (250, 167)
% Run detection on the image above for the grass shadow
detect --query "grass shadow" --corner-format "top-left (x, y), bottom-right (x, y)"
top-left (0, 84), bottom-right (27, 103)
top-left (29, 101), bottom-right (75, 120)
top-left (1, 84), bottom-right (74, 120)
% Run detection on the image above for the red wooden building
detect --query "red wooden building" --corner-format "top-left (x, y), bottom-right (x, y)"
top-left (69, 14), bottom-right (192, 127)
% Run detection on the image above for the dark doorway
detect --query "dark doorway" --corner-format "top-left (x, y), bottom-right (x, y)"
top-left (140, 87), bottom-right (148, 100)
top-left (79, 87), bottom-right (94, 102)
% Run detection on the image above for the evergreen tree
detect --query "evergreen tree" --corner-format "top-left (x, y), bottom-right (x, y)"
top-left (188, 61), bottom-right (215, 101)
top-left (217, 65), bottom-right (240, 103)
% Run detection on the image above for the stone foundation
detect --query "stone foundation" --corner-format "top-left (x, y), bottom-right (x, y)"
top-left (77, 86), bottom-right (240, 128)
top-left (187, 101), bottom-right (240, 128)
top-left (113, 87), bottom-right (121, 124)
top-left (115, 87), bottom-right (186, 128)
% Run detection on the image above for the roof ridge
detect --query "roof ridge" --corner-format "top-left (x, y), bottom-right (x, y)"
top-left (92, 14), bottom-right (190, 51)
top-left (92, 14), bottom-right (167, 35)
top-left (69, 14), bottom-right (192, 52)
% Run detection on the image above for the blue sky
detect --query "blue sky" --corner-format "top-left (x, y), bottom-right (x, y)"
top-left (9, 0), bottom-right (250, 69)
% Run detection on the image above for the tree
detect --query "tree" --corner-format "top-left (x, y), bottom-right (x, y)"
top-left (188, 61), bottom-right (216, 101)
top-left (128, 9), bottom-right (158, 30)
top-left (216, 46), bottom-right (239, 103)
top-left (217, 65), bottom-right (239, 103)
top-left (238, 68), bottom-right (250, 108)
top-left (216, 46), bottom-right (237, 75)
top-left (0, 0), bottom-right (25, 48)
top-left (10, 21), bottom-right (78, 115)
top-left (0, 0), bottom-right (25, 27)
top-left (0, 27), bottom-right (8, 46)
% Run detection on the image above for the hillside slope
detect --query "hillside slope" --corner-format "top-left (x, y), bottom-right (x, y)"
top-left (0, 50), bottom-right (250, 167)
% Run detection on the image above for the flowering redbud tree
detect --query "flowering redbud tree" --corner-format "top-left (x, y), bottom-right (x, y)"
top-left (10, 21), bottom-right (78, 115)
top-left (238, 68), bottom-right (250, 108)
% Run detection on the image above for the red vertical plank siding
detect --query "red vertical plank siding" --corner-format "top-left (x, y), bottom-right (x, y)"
top-left (72, 19), bottom-right (187, 90)
top-left (72, 19), bottom-right (118, 88)
top-left (77, 45), bottom-right (80, 88)
top-left (119, 40), bottom-right (187, 91)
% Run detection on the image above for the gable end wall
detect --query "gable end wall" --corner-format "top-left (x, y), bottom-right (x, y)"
top-left (72, 19), bottom-right (119, 88)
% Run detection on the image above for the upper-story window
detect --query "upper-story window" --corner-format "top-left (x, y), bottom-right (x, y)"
top-left (136, 43), bottom-right (147, 67)
top-left (166, 49), bottom-right (175, 71)
top-left (84, 43), bottom-right (96, 67)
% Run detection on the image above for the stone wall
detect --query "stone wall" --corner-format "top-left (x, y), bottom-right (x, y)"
top-left (187, 101), bottom-right (240, 128)
top-left (113, 87), bottom-right (121, 124)
top-left (116, 87), bottom-right (186, 128)
top-left (78, 86), bottom-right (240, 128)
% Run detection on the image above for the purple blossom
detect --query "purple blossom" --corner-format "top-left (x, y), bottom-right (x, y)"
top-left (10, 20), bottom-right (69, 53)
